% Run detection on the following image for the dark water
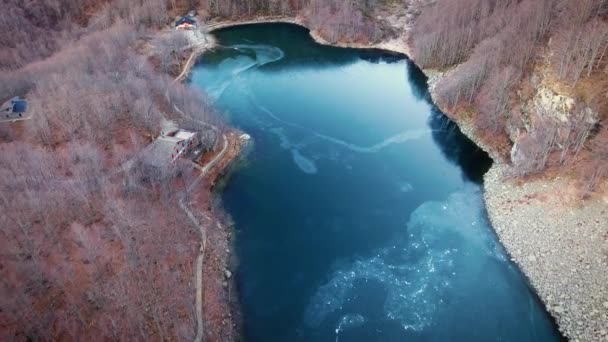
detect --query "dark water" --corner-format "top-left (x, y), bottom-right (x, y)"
top-left (191, 23), bottom-right (560, 342)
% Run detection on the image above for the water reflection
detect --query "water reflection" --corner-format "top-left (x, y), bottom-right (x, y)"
top-left (428, 109), bottom-right (492, 184)
top-left (404, 59), bottom-right (432, 102)
top-left (403, 60), bottom-right (492, 183)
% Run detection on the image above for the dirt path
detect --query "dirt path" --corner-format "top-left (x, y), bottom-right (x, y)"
top-left (170, 36), bottom-right (229, 341)
top-left (179, 133), bottom-right (228, 342)
top-left (0, 116), bottom-right (31, 124)
top-left (174, 42), bottom-right (209, 83)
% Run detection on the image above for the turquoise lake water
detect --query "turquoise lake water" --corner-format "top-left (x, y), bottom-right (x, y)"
top-left (191, 23), bottom-right (561, 342)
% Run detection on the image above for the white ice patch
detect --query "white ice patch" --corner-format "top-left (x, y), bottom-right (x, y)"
top-left (399, 182), bottom-right (413, 193)
top-left (206, 56), bottom-right (257, 99)
top-left (303, 249), bottom-right (448, 332)
top-left (292, 149), bottom-right (318, 174)
top-left (268, 125), bottom-right (317, 175)
top-left (207, 45), bottom-right (285, 100)
top-left (228, 44), bottom-right (285, 67)
top-left (304, 187), bottom-right (505, 332)
top-left (269, 127), bottom-right (293, 150)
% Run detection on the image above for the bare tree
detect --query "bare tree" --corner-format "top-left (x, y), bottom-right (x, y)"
top-left (476, 66), bottom-right (520, 133)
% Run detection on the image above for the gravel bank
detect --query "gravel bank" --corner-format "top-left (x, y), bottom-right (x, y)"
top-left (483, 165), bottom-right (608, 341)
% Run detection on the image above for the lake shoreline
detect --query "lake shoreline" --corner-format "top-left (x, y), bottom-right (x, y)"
top-left (189, 18), bottom-right (604, 341)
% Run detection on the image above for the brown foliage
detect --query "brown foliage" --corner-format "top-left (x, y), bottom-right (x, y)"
top-left (475, 66), bottom-right (521, 133)
top-left (415, 0), bottom-right (608, 188)
top-left (304, 0), bottom-right (388, 44)
top-left (552, 18), bottom-right (608, 85)
top-left (0, 0), bottom-right (191, 70)
top-left (0, 0), bottom-right (95, 69)
top-left (200, 0), bottom-right (393, 44)
top-left (0, 132), bottom-right (202, 340)
top-left (1, 6), bottom-right (221, 339)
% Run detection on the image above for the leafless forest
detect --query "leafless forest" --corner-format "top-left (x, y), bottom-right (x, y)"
top-left (413, 0), bottom-right (608, 190)
top-left (1, 0), bottom-right (607, 340)
top-left (1, 1), bottom-right (218, 340)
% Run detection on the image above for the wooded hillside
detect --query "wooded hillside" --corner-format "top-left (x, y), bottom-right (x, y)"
top-left (0, 1), bottom-right (224, 340)
top-left (411, 0), bottom-right (608, 193)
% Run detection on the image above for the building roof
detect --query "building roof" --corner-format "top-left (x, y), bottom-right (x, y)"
top-left (176, 17), bottom-right (197, 26)
top-left (143, 130), bottom-right (198, 167)
top-left (2, 96), bottom-right (27, 114)
top-left (174, 130), bottom-right (196, 140)
top-left (162, 129), bottom-right (197, 143)
top-left (11, 100), bottom-right (27, 113)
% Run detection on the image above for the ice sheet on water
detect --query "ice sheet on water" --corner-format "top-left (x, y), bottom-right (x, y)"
top-left (292, 149), bottom-right (318, 174)
top-left (399, 182), bottom-right (413, 193)
top-left (228, 44), bottom-right (285, 67)
top-left (269, 127), bottom-right (292, 150)
top-left (303, 187), bottom-right (506, 333)
top-left (205, 56), bottom-right (256, 99)
top-left (207, 45), bottom-right (285, 99)
top-left (312, 128), bottom-right (433, 154)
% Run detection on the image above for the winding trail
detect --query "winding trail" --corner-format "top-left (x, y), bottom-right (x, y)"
top-left (179, 132), bottom-right (228, 342)
top-left (168, 30), bottom-right (229, 342)
top-left (0, 116), bottom-right (31, 123)
top-left (174, 41), bottom-right (210, 83)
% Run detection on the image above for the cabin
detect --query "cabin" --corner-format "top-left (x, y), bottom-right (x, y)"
top-left (2, 96), bottom-right (28, 119)
top-left (175, 16), bottom-right (197, 30)
top-left (158, 128), bottom-right (202, 163)
top-left (136, 128), bottom-right (201, 183)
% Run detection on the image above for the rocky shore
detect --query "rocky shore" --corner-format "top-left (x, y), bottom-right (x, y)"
top-left (484, 165), bottom-right (608, 341)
